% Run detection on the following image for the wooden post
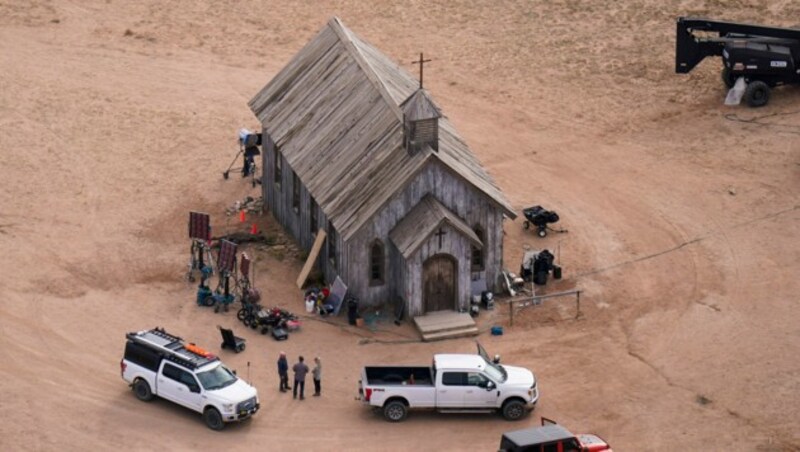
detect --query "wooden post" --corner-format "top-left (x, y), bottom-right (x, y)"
top-left (509, 299), bottom-right (514, 327)
top-left (575, 291), bottom-right (581, 319)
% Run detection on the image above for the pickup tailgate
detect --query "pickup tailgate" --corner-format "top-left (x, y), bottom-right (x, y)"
top-left (357, 368), bottom-right (368, 402)
top-left (121, 359), bottom-right (157, 393)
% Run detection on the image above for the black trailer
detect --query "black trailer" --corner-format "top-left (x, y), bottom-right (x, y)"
top-left (522, 206), bottom-right (561, 238)
top-left (676, 17), bottom-right (800, 107)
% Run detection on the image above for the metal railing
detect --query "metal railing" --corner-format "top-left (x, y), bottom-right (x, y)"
top-left (506, 289), bottom-right (583, 326)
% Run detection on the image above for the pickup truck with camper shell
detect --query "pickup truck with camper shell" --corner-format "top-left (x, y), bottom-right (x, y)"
top-left (499, 417), bottom-right (612, 452)
top-left (120, 327), bottom-right (259, 430)
top-left (357, 343), bottom-right (538, 422)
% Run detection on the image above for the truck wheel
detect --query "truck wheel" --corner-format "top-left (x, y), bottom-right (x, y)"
top-left (721, 67), bottom-right (735, 89)
top-left (203, 407), bottom-right (225, 431)
top-left (133, 378), bottom-right (154, 402)
top-left (744, 81), bottom-right (770, 107)
top-left (501, 399), bottom-right (526, 421)
top-left (383, 400), bottom-right (408, 422)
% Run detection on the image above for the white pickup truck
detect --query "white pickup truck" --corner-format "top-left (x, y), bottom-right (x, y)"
top-left (120, 328), bottom-right (259, 430)
top-left (358, 343), bottom-right (538, 422)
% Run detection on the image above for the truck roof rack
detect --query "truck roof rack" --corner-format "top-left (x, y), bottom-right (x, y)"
top-left (126, 327), bottom-right (219, 370)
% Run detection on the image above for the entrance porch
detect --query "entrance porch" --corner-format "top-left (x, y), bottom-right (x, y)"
top-left (413, 310), bottom-right (478, 342)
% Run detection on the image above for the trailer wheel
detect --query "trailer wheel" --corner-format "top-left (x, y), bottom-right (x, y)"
top-left (744, 81), bottom-right (770, 107)
top-left (501, 399), bottom-right (526, 421)
top-left (537, 228), bottom-right (547, 238)
top-left (523, 221), bottom-right (530, 230)
top-left (202, 295), bottom-right (215, 307)
top-left (203, 407), bottom-right (225, 431)
top-left (237, 308), bottom-right (247, 321)
top-left (383, 400), bottom-right (408, 422)
top-left (133, 378), bottom-right (154, 402)
top-left (721, 67), bottom-right (735, 89)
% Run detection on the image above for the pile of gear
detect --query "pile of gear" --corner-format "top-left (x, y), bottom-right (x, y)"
top-left (237, 292), bottom-right (301, 341)
top-left (469, 291), bottom-right (495, 317)
top-left (187, 211), bottom-right (302, 341)
top-left (520, 249), bottom-right (562, 286)
top-left (225, 196), bottom-right (264, 217)
top-left (304, 287), bottom-right (334, 316)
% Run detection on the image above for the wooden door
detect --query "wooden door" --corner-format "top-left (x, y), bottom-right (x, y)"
top-left (423, 255), bottom-right (456, 313)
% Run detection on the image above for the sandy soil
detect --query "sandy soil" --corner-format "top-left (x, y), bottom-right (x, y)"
top-left (1, 1), bottom-right (798, 451)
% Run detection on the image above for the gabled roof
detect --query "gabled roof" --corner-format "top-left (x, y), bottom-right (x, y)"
top-left (248, 17), bottom-right (516, 240)
top-left (389, 195), bottom-right (482, 259)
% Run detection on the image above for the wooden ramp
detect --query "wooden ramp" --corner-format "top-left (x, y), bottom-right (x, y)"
top-left (414, 311), bottom-right (479, 342)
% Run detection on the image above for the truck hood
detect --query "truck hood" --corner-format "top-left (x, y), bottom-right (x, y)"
top-left (502, 365), bottom-right (535, 387)
top-left (208, 378), bottom-right (258, 403)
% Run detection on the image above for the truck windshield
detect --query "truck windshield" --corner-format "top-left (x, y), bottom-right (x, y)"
top-left (484, 361), bottom-right (506, 382)
top-left (197, 365), bottom-right (237, 391)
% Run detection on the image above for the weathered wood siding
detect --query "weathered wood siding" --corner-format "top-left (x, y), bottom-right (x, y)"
top-left (261, 129), bottom-right (339, 284)
top-left (347, 159), bottom-right (506, 310)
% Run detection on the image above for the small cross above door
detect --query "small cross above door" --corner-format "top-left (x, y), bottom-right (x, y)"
top-left (435, 227), bottom-right (446, 249)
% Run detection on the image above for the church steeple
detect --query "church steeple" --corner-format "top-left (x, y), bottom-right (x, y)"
top-left (401, 89), bottom-right (441, 154)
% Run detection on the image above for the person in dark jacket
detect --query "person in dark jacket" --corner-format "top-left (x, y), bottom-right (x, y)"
top-left (277, 352), bottom-right (290, 392)
top-left (312, 357), bottom-right (322, 396)
top-left (292, 356), bottom-right (309, 400)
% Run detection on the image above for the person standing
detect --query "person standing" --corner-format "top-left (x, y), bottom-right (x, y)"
top-left (312, 357), bottom-right (322, 397)
top-left (292, 356), bottom-right (309, 400)
top-left (277, 352), bottom-right (290, 392)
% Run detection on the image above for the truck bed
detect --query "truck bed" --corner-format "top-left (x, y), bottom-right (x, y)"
top-left (364, 366), bottom-right (433, 386)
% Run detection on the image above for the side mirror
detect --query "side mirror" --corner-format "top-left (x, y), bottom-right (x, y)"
top-left (189, 385), bottom-right (201, 393)
top-left (486, 381), bottom-right (495, 391)
top-left (233, 369), bottom-right (237, 375)
top-left (493, 354), bottom-right (501, 364)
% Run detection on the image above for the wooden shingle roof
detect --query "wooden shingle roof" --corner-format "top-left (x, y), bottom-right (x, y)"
top-left (401, 89), bottom-right (441, 121)
top-left (389, 195), bottom-right (482, 259)
top-left (248, 17), bottom-right (516, 240)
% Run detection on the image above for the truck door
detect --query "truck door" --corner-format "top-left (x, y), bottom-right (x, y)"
top-left (438, 371), bottom-right (468, 408)
top-left (464, 372), bottom-right (499, 407)
top-left (160, 363), bottom-right (203, 411)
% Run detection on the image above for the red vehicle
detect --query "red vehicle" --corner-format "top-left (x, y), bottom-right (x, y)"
top-left (498, 417), bottom-right (612, 452)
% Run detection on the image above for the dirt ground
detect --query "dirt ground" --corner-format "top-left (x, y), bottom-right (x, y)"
top-left (1, 1), bottom-right (798, 451)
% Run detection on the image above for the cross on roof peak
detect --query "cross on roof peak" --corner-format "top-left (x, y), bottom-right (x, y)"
top-left (411, 52), bottom-right (432, 89)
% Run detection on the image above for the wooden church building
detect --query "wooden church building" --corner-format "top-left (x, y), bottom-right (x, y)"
top-left (248, 17), bottom-right (516, 319)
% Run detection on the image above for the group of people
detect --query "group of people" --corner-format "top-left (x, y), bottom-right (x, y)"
top-left (277, 352), bottom-right (321, 400)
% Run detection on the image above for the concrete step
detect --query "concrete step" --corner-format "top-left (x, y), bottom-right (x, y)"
top-left (421, 326), bottom-right (479, 342)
